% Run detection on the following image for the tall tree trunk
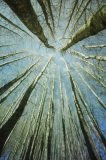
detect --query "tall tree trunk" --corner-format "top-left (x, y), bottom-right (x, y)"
top-left (4, 0), bottom-right (54, 48)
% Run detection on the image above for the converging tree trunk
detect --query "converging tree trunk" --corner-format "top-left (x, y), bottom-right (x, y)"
top-left (61, 5), bottom-right (106, 51)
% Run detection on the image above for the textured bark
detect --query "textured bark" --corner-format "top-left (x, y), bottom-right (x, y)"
top-left (70, 50), bottom-right (106, 61)
top-left (46, 0), bottom-right (55, 29)
top-left (64, 0), bottom-right (78, 34)
top-left (61, 5), bottom-right (106, 51)
top-left (4, 0), bottom-right (54, 48)
top-left (37, 0), bottom-right (54, 37)
top-left (0, 57), bottom-right (52, 153)
top-left (0, 1), bottom-right (106, 160)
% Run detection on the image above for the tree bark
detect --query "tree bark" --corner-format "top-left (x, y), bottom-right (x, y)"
top-left (4, 0), bottom-right (54, 48)
top-left (61, 5), bottom-right (106, 51)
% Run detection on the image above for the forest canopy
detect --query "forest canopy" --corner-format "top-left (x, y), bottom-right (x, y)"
top-left (0, 0), bottom-right (106, 160)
